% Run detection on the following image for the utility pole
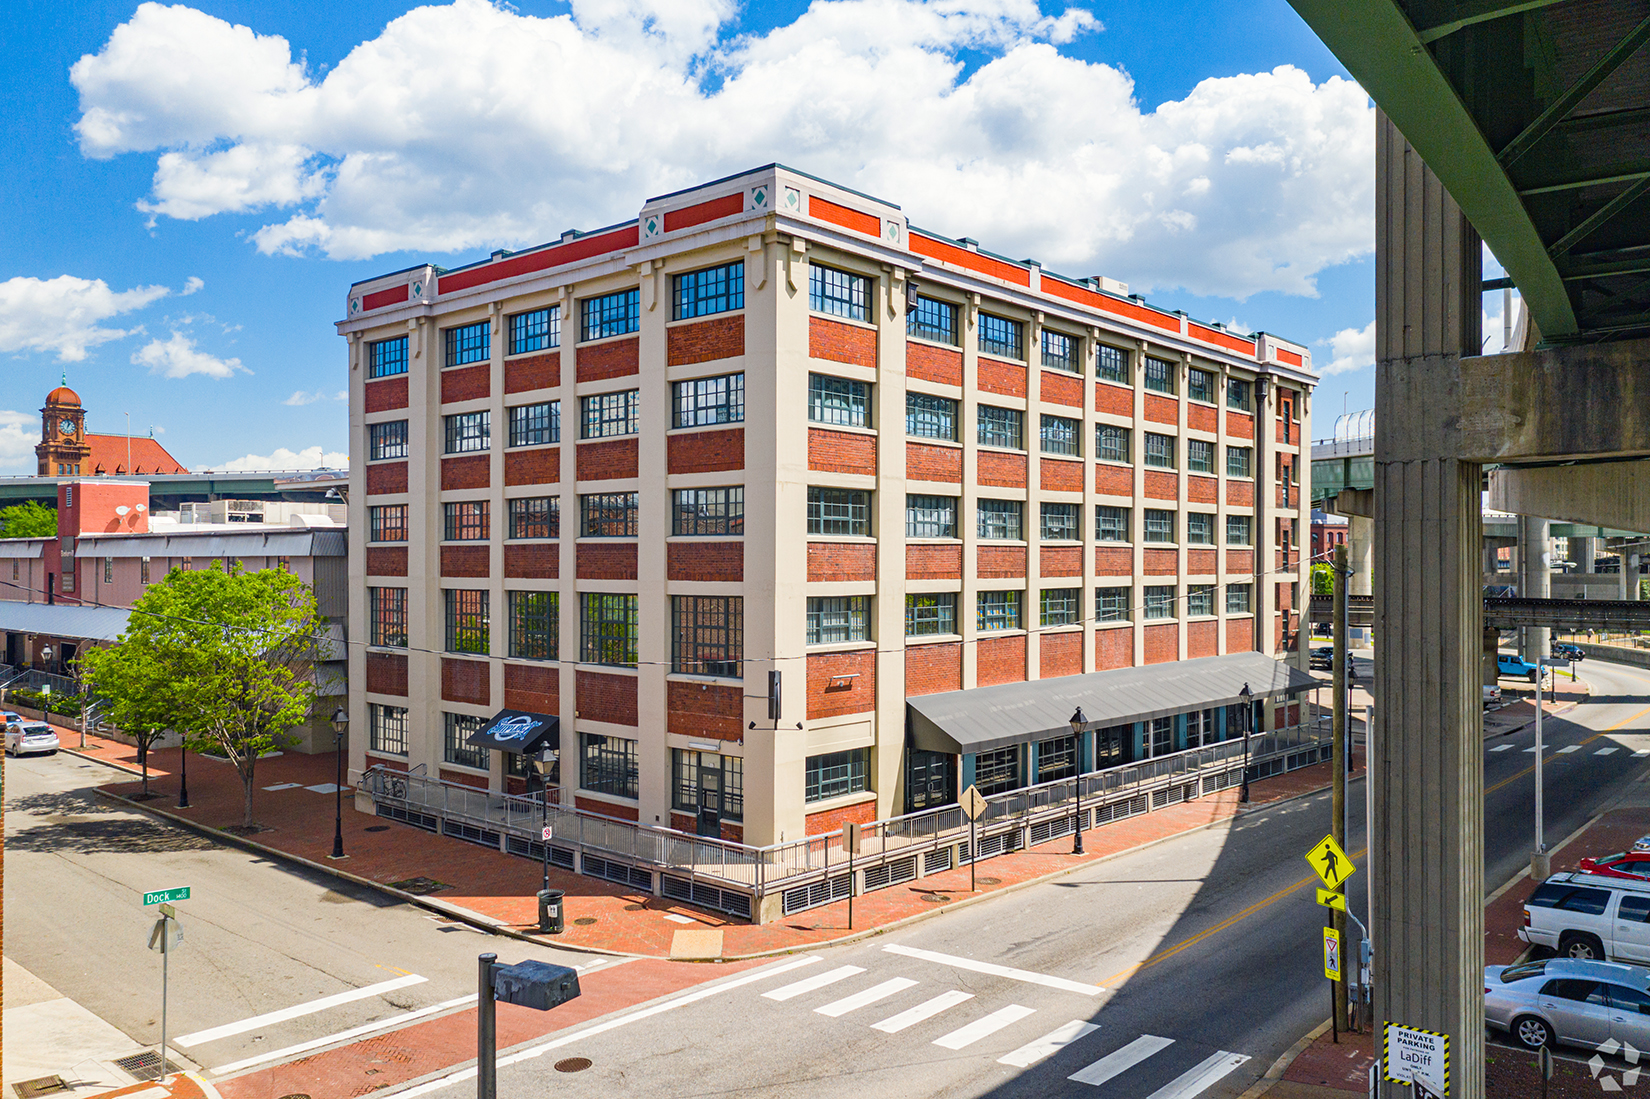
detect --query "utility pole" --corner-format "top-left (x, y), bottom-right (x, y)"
top-left (1331, 543), bottom-right (1350, 1033)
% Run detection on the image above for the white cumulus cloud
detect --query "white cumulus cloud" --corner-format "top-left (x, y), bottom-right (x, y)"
top-left (131, 330), bottom-right (245, 378)
top-left (202, 445), bottom-right (347, 471)
top-left (181, 276), bottom-right (204, 295)
top-left (0, 411), bottom-right (39, 476)
top-left (70, 0), bottom-right (1375, 300)
top-left (1320, 318), bottom-right (1375, 376)
top-left (282, 388), bottom-right (345, 405)
top-left (0, 275), bottom-right (170, 361)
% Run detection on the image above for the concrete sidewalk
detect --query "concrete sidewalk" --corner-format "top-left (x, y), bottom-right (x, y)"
top-left (61, 721), bottom-right (1362, 960)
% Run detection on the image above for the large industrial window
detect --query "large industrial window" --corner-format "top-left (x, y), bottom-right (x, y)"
top-left (978, 405), bottom-right (1023, 450)
top-left (672, 751), bottom-right (744, 821)
top-left (581, 288), bottom-right (640, 341)
top-left (908, 296), bottom-right (959, 345)
top-left (673, 262), bottom-right (744, 320)
top-left (1187, 512), bottom-right (1214, 545)
top-left (977, 590), bottom-right (1021, 632)
top-left (443, 713), bottom-right (487, 770)
top-left (1096, 586), bottom-right (1131, 622)
top-left (1227, 378), bottom-right (1251, 411)
top-left (581, 493), bottom-right (638, 537)
top-left (1228, 445), bottom-right (1252, 477)
top-left (1227, 514), bottom-right (1253, 546)
top-left (1144, 356), bottom-right (1176, 394)
top-left (369, 505), bottom-right (407, 542)
top-left (443, 501), bottom-right (488, 541)
top-left (581, 390), bottom-right (639, 438)
top-left (1038, 734), bottom-right (1077, 781)
top-left (1144, 585), bottom-right (1176, 620)
top-left (1144, 509), bottom-right (1175, 543)
top-left (906, 593), bottom-right (957, 636)
top-left (509, 306), bottom-right (560, 355)
top-left (906, 392), bottom-right (958, 440)
top-left (509, 401), bottom-right (560, 447)
top-left (809, 265), bottom-right (869, 321)
top-left (1096, 424), bottom-right (1130, 463)
top-left (808, 373), bottom-right (871, 427)
top-left (805, 748), bottom-right (869, 802)
top-left (509, 591), bottom-right (557, 660)
top-left (369, 420), bottom-right (408, 460)
top-left (1095, 505), bottom-right (1129, 542)
top-left (444, 321), bottom-right (490, 368)
top-left (579, 733), bottom-right (639, 798)
top-left (1096, 344), bottom-right (1127, 383)
top-left (369, 587), bottom-right (407, 647)
top-left (977, 499), bottom-right (1023, 540)
top-left (974, 746), bottom-right (1021, 796)
top-left (444, 411), bottom-right (490, 454)
top-left (671, 596), bottom-right (743, 677)
top-left (444, 589), bottom-right (489, 654)
top-left (369, 337), bottom-right (408, 378)
top-left (1144, 433), bottom-right (1176, 469)
top-left (1188, 439), bottom-right (1215, 473)
top-left (1187, 584), bottom-right (1215, 616)
top-left (1188, 368), bottom-right (1216, 404)
top-left (1227, 583), bottom-right (1253, 614)
top-left (509, 497), bottom-right (559, 539)
top-left (673, 487), bottom-right (744, 535)
top-left (1040, 414), bottom-right (1079, 456)
top-left (369, 704), bottom-right (408, 755)
top-left (1040, 502), bottom-right (1079, 541)
top-left (978, 313), bottom-right (1024, 360)
top-left (1042, 330), bottom-right (1078, 373)
top-left (906, 494), bottom-right (957, 539)
top-left (1041, 588), bottom-right (1080, 627)
top-left (806, 596), bottom-right (869, 645)
top-left (672, 373), bottom-right (744, 427)
top-left (580, 594), bottom-right (638, 666)
top-left (807, 487), bottom-right (871, 536)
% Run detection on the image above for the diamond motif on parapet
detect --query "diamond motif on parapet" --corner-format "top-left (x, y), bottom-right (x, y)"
top-left (350, 298), bottom-right (360, 314)
top-left (784, 186), bottom-right (801, 210)
top-left (644, 215), bottom-right (661, 239)
top-left (750, 186), bottom-right (768, 208)
top-left (411, 281), bottom-right (423, 297)
top-left (885, 220), bottom-right (901, 242)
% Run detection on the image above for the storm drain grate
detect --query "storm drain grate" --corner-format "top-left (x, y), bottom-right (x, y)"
top-left (112, 1051), bottom-right (166, 1080)
top-left (555, 1058), bottom-right (593, 1073)
top-left (13, 1076), bottom-right (69, 1098)
top-left (387, 876), bottom-right (451, 895)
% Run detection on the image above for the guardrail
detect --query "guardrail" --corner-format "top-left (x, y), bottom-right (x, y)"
top-left (359, 722), bottom-right (1330, 924)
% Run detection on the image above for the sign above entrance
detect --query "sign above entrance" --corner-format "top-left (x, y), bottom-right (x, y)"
top-left (464, 708), bottom-right (559, 755)
top-left (960, 785), bottom-right (988, 821)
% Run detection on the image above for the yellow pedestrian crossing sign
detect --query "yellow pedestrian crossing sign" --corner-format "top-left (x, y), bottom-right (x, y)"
top-left (1324, 927), bottom-right (1342, 981)
top-left (1306, 834), bottom-right (1355, 890)
top-left (1317, 887), bottom-right (1347, 912)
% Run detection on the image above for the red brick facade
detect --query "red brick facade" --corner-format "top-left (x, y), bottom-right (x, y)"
top-left (577, 796), bottom-right (640, 821)
top-left (365, 377), bottom-right (408, 413)
top-left (443, 769), bottom-right (489, 789)
top-left (366, 547), bottom-right (408, 577)
top-left (505, 351), bottom-right (559, 393)
top-left (809, 428), bottom-right (877, 475)
top-left (1144, 470), bottom-right (1178, 499)
top-left (441, 455), bottom-right (489, 491)
top-left (1040, 631), bottom-right (1082, 677)
top-left (1226, 618), bottom-right (1256, 652)
top-left (1040, 370), bottom-right (1082, 408)
top-left (806, 650), bottom-right (877, 719)
top-left (1227, 549), bottom-right (1253, 574)
top-left (977, 545), bottom-right (1027, 579)
top-left (503, 544), bottom-right (557, 579)
top-left (366, 651), bottom-right (408, 696)
top-left (1188, 475), bottom-right (1217, 504)
top-left (576, 438), bottom-right (639, 480)
top-left (577, 542), bottom-right (638, 580)
top-left (1094, 626), bottom-right (1131, 670)
top-left (1227, 411), bottom-right (1254, 438)
top-left (441, 545), bottom-right (489, 578)
top-left (809, 317), bottom-right (877, 368)
top-left (367, 462), bottom-right (408, 495)
top-left (668, 541), bottom-right (743, 582)
top-left (667, 315), bottom-right (744, 366)
top-left (666, 681), bottom-right (743, 741)
top-left (1094, 546), bottom-right (1132, 576)
top-left (1040, 458), bottom-right (1083, 493)
top-left (668, 428), bottom-right (744, 474)
top-left (1187, 620), bottom-right (1218, 658)
top-left (1227, 480), bottom-right (1254, 507)
top-left (1144, 394), bottom-right (1179, 425)
top-left (1095, 383), bottom-right (1133, 417)
top-left (441, 657), bottom-right (490, 706)
top-left (1040, 546), bottom-right (1081, 576)
top-left (907, 342), bottom-right (962, 386)
top-left (576, 670), bottom-right (638, 726)
top-left (977, 451), bottom-right (1027, 488)
top-left (808, 542), bottom-right (876, 582)
top-left (907, 543), bottom-right (962, 580)
top-left (907, 442), bottom-right (962, 483)
top-left (441, 364), bottom-right (489, 404)
top-left (804, 798), bottom-right (876, 836)
top-left (576, 337), bottom-right (640, 382)
top-left (977, 634), bottom-right (1027, 686)
top-left (1187, 548), bottom-right (1217, 574)
top-left (905, 642), bottom-right (962, 696)
top-left (977, 357), bottom-right (1027, 398)
top-left (1143, 548), bottom-right (1178, 574)
top-left (1144, 623), bottom-right (1178, 664)
top-left (1094, 463), bottom-right (1133, 496)
top-left (504, 662), bottom-right (558, 713)
top-left (505, 447), bottom-right (559, 486)
top-left (1188, 404), bottom-right (1217, 433)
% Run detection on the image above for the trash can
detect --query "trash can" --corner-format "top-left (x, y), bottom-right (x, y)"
top-left (537, 889), bottom-right (564, 934)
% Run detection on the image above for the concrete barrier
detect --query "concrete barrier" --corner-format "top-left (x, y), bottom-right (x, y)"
top-left (1576, 641), bottom-right (1650, 670)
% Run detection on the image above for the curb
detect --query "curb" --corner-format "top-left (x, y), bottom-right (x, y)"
top-left (1236, 1018), bottom-right (1334, 1099)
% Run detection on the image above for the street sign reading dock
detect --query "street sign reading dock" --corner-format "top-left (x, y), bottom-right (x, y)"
top-left (143, 887), bottom-right (190, 906)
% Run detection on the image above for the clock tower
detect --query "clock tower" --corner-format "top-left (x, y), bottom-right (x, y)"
top-left (36, 380), bottom-right (92, 476)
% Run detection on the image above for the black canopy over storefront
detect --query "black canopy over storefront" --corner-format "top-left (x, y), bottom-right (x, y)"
top-left (464, 708), bottom-right (560, 755)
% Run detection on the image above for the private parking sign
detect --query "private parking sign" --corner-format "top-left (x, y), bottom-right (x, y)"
top-left (1384, 1022), bottom-right (1449, 1095)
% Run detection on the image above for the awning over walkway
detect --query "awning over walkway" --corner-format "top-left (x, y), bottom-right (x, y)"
top-left (0, 601), bottom-right (132, 643)
top-left (907, 651), bottom-right (1325, 755)
top-left (464, 708), bottom-right (560, 755)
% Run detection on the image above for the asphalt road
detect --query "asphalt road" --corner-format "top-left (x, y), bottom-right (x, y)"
top-left (1, 751), bottom-right (602, 1077)
top-left (410, 658), bottom-right (1650, 1099)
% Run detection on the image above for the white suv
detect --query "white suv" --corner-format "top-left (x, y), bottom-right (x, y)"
top-left (1521, 872), bottom-right (1650, 961)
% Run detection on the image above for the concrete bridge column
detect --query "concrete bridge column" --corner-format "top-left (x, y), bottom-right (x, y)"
top-left (1520, 516), bottom-right (1550, 663)
top-left (1370, 114), bottom-right (1485, 1099)
top-left (1348, 514), bottom-right (1372, 644)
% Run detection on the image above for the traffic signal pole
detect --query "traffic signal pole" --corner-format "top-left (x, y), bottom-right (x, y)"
top-left (1332, 544), bottom-right (1350, 1034)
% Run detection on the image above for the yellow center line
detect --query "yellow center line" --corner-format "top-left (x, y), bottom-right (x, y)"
top-left (1484, 700), bottom-right (1650, 796)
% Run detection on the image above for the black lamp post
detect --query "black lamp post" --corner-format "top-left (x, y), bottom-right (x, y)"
top-left (329, 707), bottom-right (348, 859)
top-left (534, 745), bottom-right (557, 894)
top-left (177, 731), bottom-right (190, 809)
top-left (1238, 683), bottom-right (1253, 804)
top-left (1069, 707), bottom-right (1087, 855)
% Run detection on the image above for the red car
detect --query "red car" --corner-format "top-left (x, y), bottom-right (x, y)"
top-left (1577, 851), bottom-right (1650, 880)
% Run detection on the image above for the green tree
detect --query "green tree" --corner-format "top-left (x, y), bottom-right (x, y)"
top-left (81, 562), bottom-right (323, 826)
top-left (1311, 561), bottom-right (1336, 595)
top-left (0, 501), bottom-right (56, 538)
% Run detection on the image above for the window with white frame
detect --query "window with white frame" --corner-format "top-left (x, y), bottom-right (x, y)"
top-left (906, 494), bottom-right (957, 539)
top-left (978, 405), bottom-right (1023, 449)
top-left (1144, 509), bottom-right (1176, 543)
top-left (906, 593), bottom-right (957, 636)
top-left (977, 499), bottom-right (1023, 540)
top-left (1040, 414), bottom-right (1079, 456)
top-left (906, 392), bottom-right (957, 440)
top-left (1188, 439), bottom-right (1215, 473)
top-left (1040, 587), bottom-right (1080, 626)
top-left (807, 487), bottom-right (871, 536)
top-left (370, 703), bottom-right (408, 755)
top-left (1144, 432), bottom-right (1176, 469)
top-left (977, 590), bottom-right (1022, 632)
top-left (1187, 584), bottom-right (1215, 616)
top-left (1040, 502), bottom-right (1079, 541)
top-left (1144, 585), bottom-right (1176, 619)
top-left (1227, 583), bottom-right (1253, 614)
top-left (1096, 424), bottom-right (1130, 463)
top-left (1095, 505), bottom-right (1129, 542)
top-left (808, 374), bottom-right (871, 427)
top-left (1096, 586), bottom-right (1131, 622)
top-left (806, 596), bottom-right (870, 645)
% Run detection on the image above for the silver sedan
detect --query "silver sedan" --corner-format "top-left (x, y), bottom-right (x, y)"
top-left (1486, 958), bottom-right (1650, 1052)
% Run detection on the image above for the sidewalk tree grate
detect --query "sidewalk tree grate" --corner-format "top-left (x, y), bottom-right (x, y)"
top-left (921, 893), bottom-right (949, 903)
top-left (554, 1058), bottom-right (593, 1073)
top-left (976, 877), bottom-right (1002, 886)
top-left (574, 917), bottom-right (598, 925)
top-left (387, 876), bottom-right (450, 895)
top-left (623, 903), bottom-right (647, 911)
top-left (112, 1051), bottom-right (165, 1081)
top-left (13, 1075), bottom-right (69, 1098)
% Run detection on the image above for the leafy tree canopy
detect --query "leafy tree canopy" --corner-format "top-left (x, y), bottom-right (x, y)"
top-left (0, 501), bottom-right (57, 538)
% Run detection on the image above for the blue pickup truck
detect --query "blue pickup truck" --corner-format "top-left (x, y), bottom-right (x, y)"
top-left (1497, 653), bottom-right (1543, 683)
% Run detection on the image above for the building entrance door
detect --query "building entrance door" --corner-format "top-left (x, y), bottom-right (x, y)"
top-left (905, 750), bottom-right (955, 812)
top-left (696, 760), bottom-right (722, 837)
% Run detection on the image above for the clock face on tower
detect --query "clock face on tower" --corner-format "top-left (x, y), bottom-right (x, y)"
top-left (59, 419), bottom-right (76, 437)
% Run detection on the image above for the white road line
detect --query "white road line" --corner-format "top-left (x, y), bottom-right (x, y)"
top-left (1490, 744), bottom-right (1515, 752)
top-left (175, 973), bottom-right (428, 1047)
top-left (394, 955), bottom-right (822, 1097)
top-left (1143, 1050), bottom-right (1251, 1099)
top-left (1597, 747), bottom-right (1620, 755)
top-left (305, 783), bottom-right (343, 794)
top-left (1637, 749), bottom-right (1650, 757)
top-left (762, 965), bottom-right (865, 1002)
top-left (933, 1004), bottom-right (1037, 1050)
top-left (871, 990), bottom-right (974, 1033)
top-left (815, 978), bottom-right (918, 1018)
top-left (882, 945), bottom-right (1105, 995)
top-left (1069, 1034), bottom-right (1175, 1085)
top-left (209, 994), bottom-right (476, 1075)
top-left (1524, 746), bottom-right (1539, 753)
top-left (1559, 745), bottom-right (1582, 754)
top-left (998, 1019), bottom-right (1100, 1067)
top-left (261, 782), bottom-right (302, 790)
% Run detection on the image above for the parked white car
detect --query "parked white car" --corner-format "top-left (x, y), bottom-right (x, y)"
top-left (4, 721), bottom-right (59, 757)
top-left (1520, 872), bottom-right (1650, 961)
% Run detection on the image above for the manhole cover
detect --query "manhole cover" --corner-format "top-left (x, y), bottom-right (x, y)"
top-left (112, 1051), bottom-right (165, 1081)
top-left (921, 893), bottom-right (949, 903)
top-left (13, 1075), bottom-right (69, 1098)
top-left (976, 877), bottom-right (1002, 886)
top-left (276, 1094), bottom-right (313, 1099)
top-left (364, 825), bottom-right (390, 832)
top-left (554, 1058), bottom-right (593, 1073)
top-left (623, 903), bottom-right (646, 911)
top-left (388, 876), bottom-right (450, 895)
top-left (573, 917), bottom-right (598, 925)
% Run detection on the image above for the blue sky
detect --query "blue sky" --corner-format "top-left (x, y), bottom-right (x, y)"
top-left (0, 0), bottom-right (1405, 474)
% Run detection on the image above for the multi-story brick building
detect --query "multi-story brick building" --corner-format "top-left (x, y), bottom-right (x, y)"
top-left (340, 165), bottom-right (1315, 847)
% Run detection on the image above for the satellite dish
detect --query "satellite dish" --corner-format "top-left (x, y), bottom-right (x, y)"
top-left (115, 506), bottom-right (130, 516)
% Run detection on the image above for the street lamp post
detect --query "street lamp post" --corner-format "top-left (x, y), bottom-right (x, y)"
top-left (1069, 707), bottom-right (1086, 855)
top-left (177, 732), bottom-right (190, 809)
top-left (1238, 683), bottom-right (1254, 804)
top-left (329, 708), bottom-right (348, 859)
top-left (535, 745), bottom-right (556, 894)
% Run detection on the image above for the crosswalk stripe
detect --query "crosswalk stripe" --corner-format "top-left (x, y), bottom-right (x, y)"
top-left (1597, 747), bottom-right (1620, 755)
top-left (1490, 743), bottom-right (1515, 752)
top-left (998, 1019), bottom-right (1100, 1067)
top-left (763, 965), bottom-right (865, 1002)
top-left (1143, 1050), bottom-right (1250, 1099)
top-left (815, 978), bottom-right (918, 1018)
top-left (871, 990), bottom-right (974, 1033)
top-left (882, 944), bottom-right (1104, 995)
top-left (1637, 749), bottom-right (1650, 757)
top-left (1524, 746), bottom-right (1539, 753)
top-left (174, 974), bottom-right (428, 1047)
top-left (1069, 1034), bottom-right (1175, 1085)
top-left (933, 1004), bottom-right (1037, 1050)
top-left (1559, 745), bottom-right (1582, 754)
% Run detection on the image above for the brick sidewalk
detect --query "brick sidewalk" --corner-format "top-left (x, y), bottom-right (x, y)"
top-left (70, 724), bottom-right (1361, 960)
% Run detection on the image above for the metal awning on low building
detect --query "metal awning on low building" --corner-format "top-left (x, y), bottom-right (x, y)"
top-left (0, 539), bottom-right (48, 559)
top-left (464, 708), bottom-right (560, 755)
top-left (0, 602), bottom-right (132, 643)
top-left (906, 652), bottom-right (1325, 756)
